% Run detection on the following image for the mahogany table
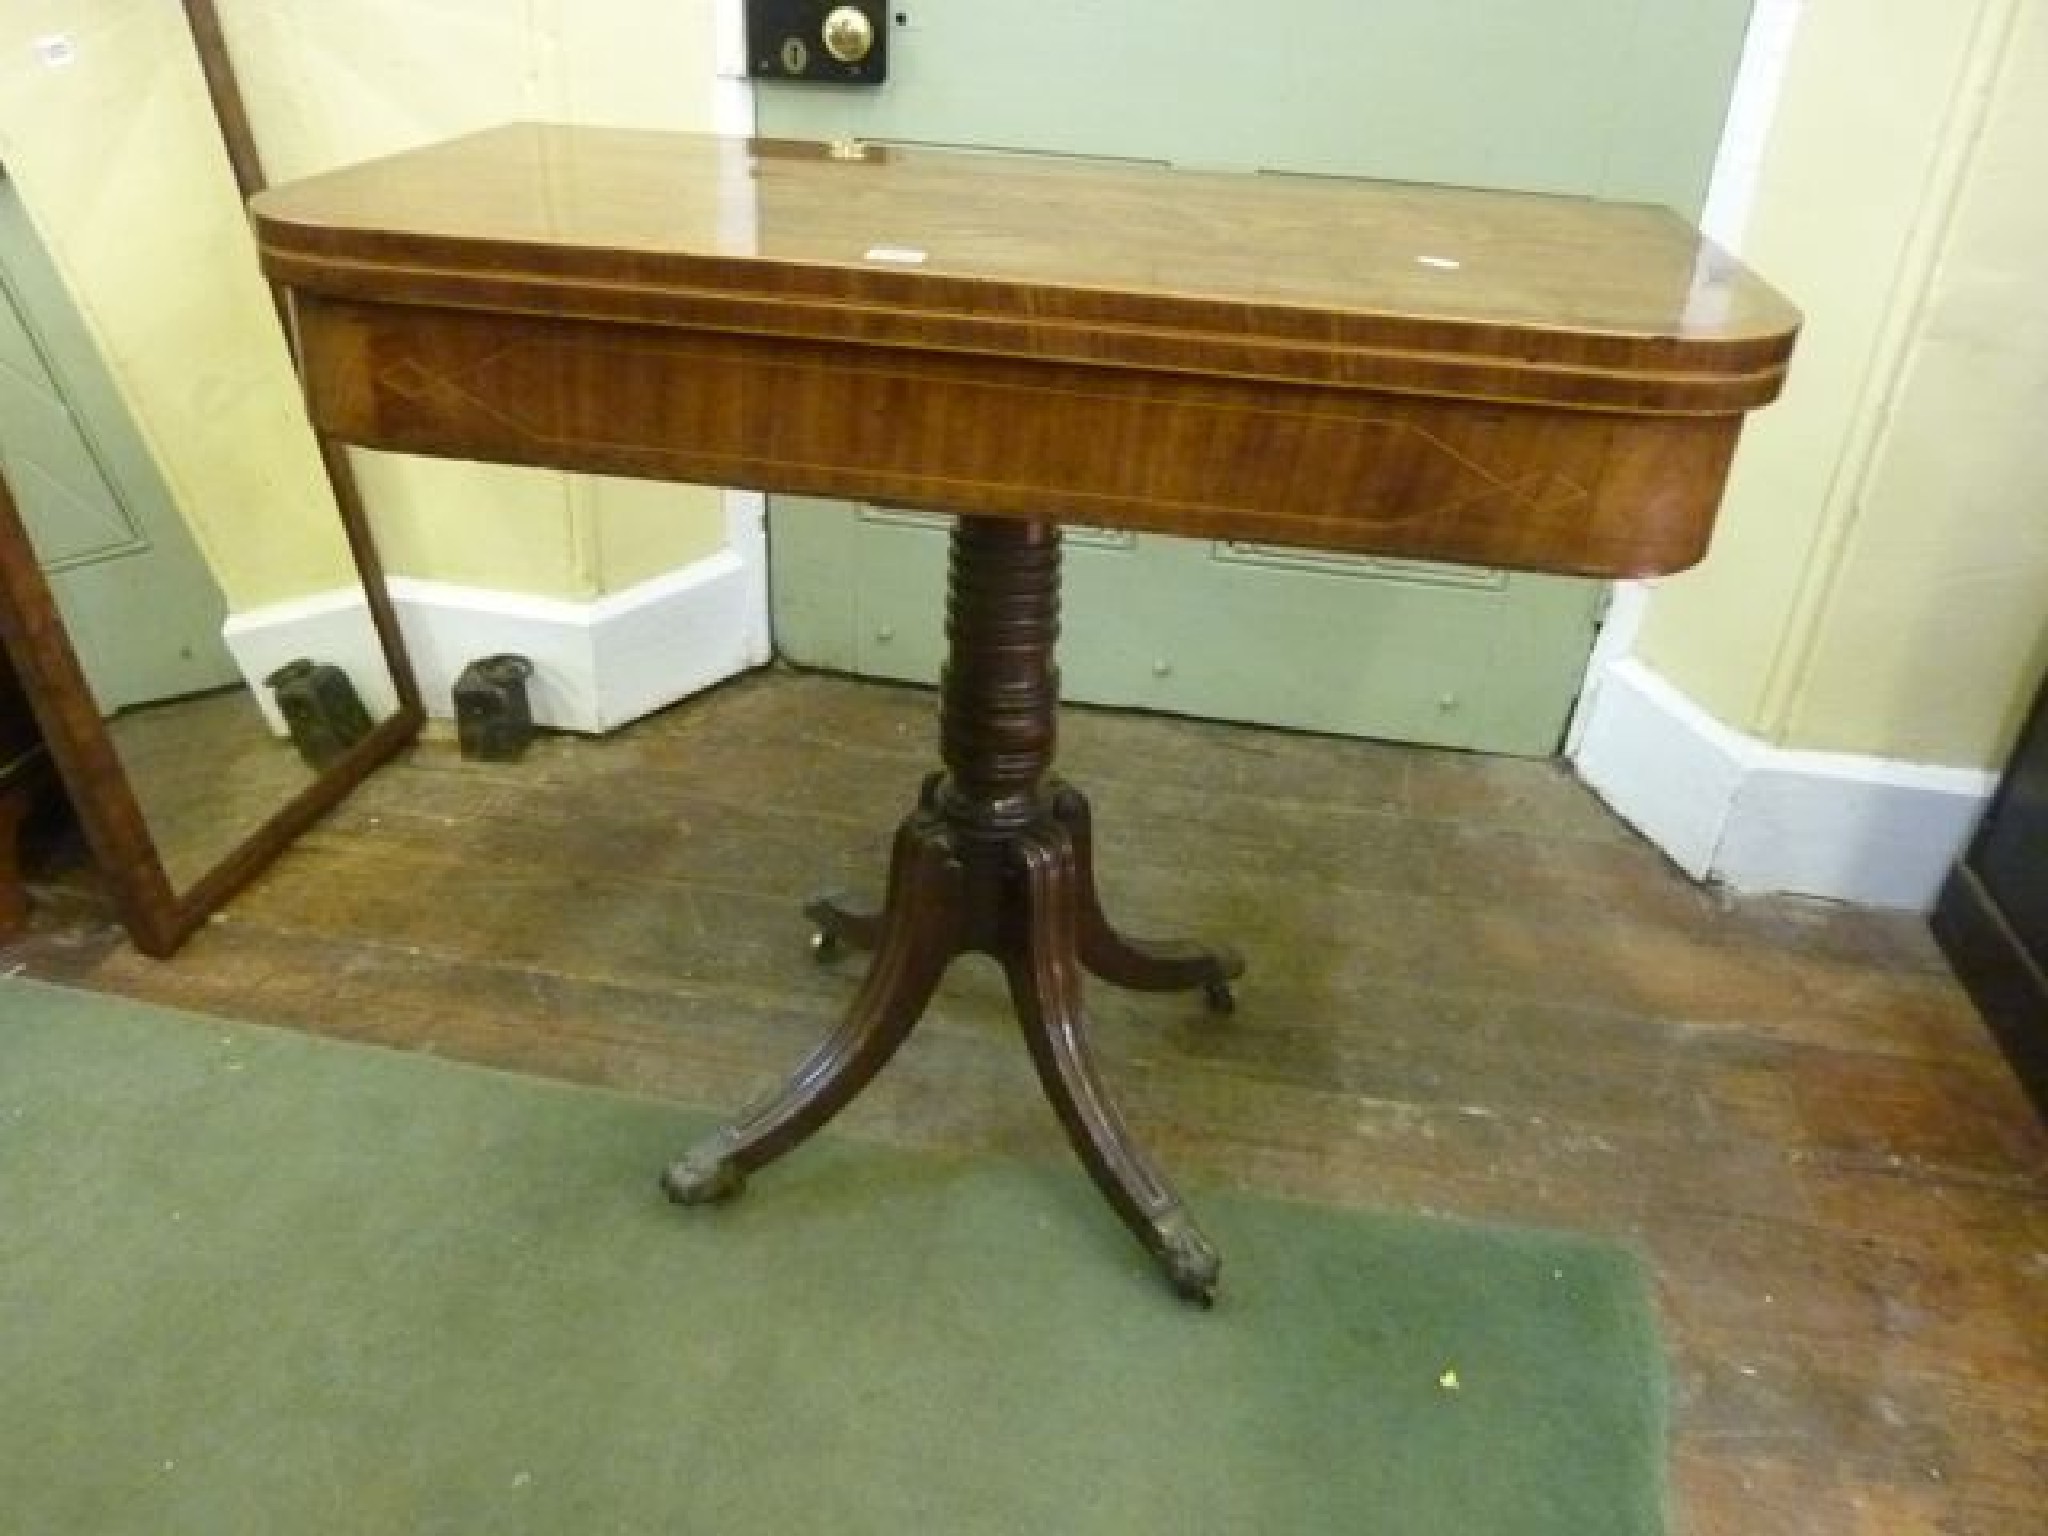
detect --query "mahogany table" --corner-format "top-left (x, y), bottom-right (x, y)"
top-left (254, 125), bottom-right (1798, 1302)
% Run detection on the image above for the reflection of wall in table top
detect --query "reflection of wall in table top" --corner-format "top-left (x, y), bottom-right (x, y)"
top-left (1639, 0), bottom-right (2048, 773)
top-left (0, 1), bottom-right (351, 612)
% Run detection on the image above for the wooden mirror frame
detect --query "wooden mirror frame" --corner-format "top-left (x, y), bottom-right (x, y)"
top-left (0, 458), bottom-right (422, 958)
top-left (0, 3), bottom-right (426, 956)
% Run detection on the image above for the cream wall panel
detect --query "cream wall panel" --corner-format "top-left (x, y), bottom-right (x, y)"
top-left (352, 453), bottom-right (734, 598)
top-left (345, 451), bottom-right (583, 594)
top-left (1635, 0), bottom-right (1993, 734)
top-left (1785, 1), bottom-right (2048, 765)
top-left (0, 0), bottom-right (351, 610)
top-left (580, 475), bottom-right (733, 593)
top-left (219, 0), bottom-right (730, 601)
top-left (550, 4), bottom-right (725, 130)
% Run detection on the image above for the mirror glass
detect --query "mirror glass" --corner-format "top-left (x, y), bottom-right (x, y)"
top-left (0, 49), bottom-right (403, 904)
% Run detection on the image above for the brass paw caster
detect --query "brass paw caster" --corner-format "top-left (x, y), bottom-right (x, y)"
top-left (661, 1146), bottom-right (747, 1205)
top-left (1159, 1212), bottom-right (1221, 1307)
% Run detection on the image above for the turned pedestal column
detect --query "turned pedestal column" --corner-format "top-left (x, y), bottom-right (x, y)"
top-left (662, 517), bottom-right (1242, 1303)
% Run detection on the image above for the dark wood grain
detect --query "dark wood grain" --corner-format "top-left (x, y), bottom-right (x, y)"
top-left (253, 123), bottom-right (1799, 578)
top-left (0, 471), bottom-right (185, 953)
top-left (0, 459), bottom-right (420, 958)
top-left (251, 127), bottom-right (1796, 383)
top-left (0, 789), bottom-right (31, 936)
top-left (179, 1), bottom-right (266, 205)
top-left (0, 648), bottom-right (56, 937)
top-left (248, 125), bottom-right (1805, 1292)
top-left (248, 123), bottom-right (1806, 1292)
top-left (1935, 665), bottom-right (2048, 1116)
top-left (664, 521), bottom-right (1239, 1299)
top-left (288, 296), bottom-right (1746, 575)
top-left (0, 8), bottom-right (432, 957)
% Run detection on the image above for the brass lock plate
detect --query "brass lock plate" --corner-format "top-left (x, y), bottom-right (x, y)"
top-left (747, 0), bottom-right (890, 85)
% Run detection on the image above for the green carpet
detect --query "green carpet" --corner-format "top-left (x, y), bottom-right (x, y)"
top-left (0, 977), bottom-right (1668, 1534)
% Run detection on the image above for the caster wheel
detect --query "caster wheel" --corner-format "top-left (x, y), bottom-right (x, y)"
top-left (661, 1147), bottom-right (747, 1205)
top-left (1202, 978), bottom-right (1236, 1015)
top-left (1160, 1215), bottom-right (1221, 1307)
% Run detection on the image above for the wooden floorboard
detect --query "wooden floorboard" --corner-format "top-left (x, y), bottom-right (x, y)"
top-left (5, 667), bottom-right (2043, 1535)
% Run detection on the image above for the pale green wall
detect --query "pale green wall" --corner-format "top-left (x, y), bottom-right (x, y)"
top-left (1639, 0), bottom-right (2047, 770)
top-left (0, 0), bottom-right (353, 611)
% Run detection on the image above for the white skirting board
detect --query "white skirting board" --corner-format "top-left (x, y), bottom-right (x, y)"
top-left (1571, 657), bottom-right (1996, 911)
top-left (222, 586), bottom-right (405, 736)
top-left (222, 529), bottom-right (772, 739)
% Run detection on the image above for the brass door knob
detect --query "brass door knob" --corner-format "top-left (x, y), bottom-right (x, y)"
top-left (822, 6), bottom-right (875, 64)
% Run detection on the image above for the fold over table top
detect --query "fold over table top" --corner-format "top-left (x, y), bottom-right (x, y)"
top-left (253, 124), bottom-right (1801, 576)
top-left (253, 124), bottom-right (1797, 417)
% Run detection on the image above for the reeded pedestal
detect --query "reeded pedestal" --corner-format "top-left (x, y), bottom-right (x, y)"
top-left (661, 517), bottom-right (1242, 1303)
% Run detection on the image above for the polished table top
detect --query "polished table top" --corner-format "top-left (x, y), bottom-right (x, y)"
top-left (254, 124), bottom-right (1798, 575)
top-left (254, 124), bottom-right (1795, 400)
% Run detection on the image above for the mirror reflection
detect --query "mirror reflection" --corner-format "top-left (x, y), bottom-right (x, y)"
top-left (0, 106), bottom-right (399, 897)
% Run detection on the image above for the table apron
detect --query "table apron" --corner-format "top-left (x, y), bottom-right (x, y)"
top-left (292, 294), bottom-right (1744, 579)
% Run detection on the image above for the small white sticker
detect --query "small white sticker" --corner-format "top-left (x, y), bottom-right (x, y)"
top-left (34, 34), bottom-right (77, 68)
top-left (1416, 255), bottom-right (1462, 271)
top-left (864, 246), bottom-right (929, 265)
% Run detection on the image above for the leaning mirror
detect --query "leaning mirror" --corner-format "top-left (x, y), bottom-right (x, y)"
top-left (0, 20), bottom-right (419, 956)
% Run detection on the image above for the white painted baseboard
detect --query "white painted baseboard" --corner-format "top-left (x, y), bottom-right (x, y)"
top-left (222, 507), bottom-right (772, 737)
top-left (1571, 657), bottom-right (1995, 911)
top-left (222, 587), bottom-right (402, 737)
top-left (387, 548), bottom-right (770, 733)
